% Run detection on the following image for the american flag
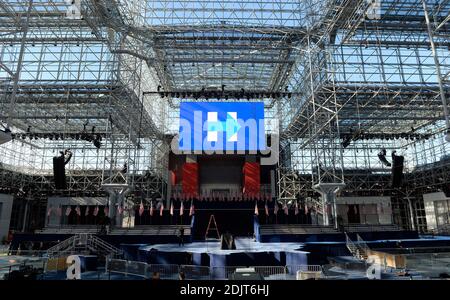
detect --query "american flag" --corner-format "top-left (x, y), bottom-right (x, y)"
top-left (254, 202), bottom-right (259, 216)
top-left (159, 202), bottom-right (164, 216)
top-left (139, 201), bottom-right (144, 216)
top-left (56, 206), bottom-right (62, 217)
top-left (75, 205), bottom-right (81, 216)
top-left (65, 206), bottom-right (72, 216)
top-left (283, 203), bottom-right (289, 215)
top-left (189, 201), bottom-right (195, 216)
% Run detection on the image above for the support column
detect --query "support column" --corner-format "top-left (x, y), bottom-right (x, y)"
top-left (6, 0), bottom-right (33, 129)
top-left (102, 184), bottom-right (132, 228)
top-left (313, 183), bottom-right (345, 228)
top-left (421, 0), bottom-right (450, 138)
top-left (406, 197), bottom-right (416, 231)
top-left (22, 198), bottom-right (29, 232)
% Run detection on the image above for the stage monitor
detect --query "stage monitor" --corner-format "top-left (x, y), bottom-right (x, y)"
top-left (179, 102), bottom-right (265, 152)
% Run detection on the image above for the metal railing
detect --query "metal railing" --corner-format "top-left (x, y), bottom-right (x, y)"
top-left (356, 234), bottom-right (370, 259)
top-left (180, 265), bottom-right (211, 280)
top-left (3, 255), bottom-right (448, 280)
top-left (0, 259), bottom-right (47, 280)
top-left (46, 234), bottom-right (123, 258)
top-left (287, 265), bottom-right (322, 274)
top-left (106, 259), bottom-right (290, 280)
top-left (147, 264), bottom-right (180, 279)
top-left (345, 232), bottom-right (368, 260)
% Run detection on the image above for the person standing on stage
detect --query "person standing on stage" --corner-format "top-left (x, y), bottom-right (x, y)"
top-left (178, 226), bottom-right (185, 246)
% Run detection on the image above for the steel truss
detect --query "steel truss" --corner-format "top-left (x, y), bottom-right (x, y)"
top-left (0, 0), bottom-right (449, 231)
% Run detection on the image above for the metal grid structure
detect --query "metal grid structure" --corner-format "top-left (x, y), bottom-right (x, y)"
top-left (0, 0), bottom-right (449, 232)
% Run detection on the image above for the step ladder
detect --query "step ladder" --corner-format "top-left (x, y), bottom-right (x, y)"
top-left (205, 214), bottom-right (220, 240)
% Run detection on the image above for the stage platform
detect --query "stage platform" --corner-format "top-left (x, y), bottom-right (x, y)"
top-left (140, 238), bottom-right (304, 254)
top-left (137, 238), bottom-right (309, 270)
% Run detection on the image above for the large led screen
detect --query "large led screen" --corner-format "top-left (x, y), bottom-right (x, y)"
top-left (179, 102), bottom-right (265, 151)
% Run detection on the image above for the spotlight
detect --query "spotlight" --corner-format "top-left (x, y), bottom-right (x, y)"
top-left (378, 148), bottom-right (392, 167)
top-left (93, 139), bottom-right (101, 149)
top-left (342, 135), bottom-right (352, 148)
top-left (0, 128), bottom-right (12, 145)
top-left (93, 134), bottom-right (101, 149)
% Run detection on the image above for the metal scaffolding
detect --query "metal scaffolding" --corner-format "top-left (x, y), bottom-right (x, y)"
top-left (0, 0), bottom-right (449, 232)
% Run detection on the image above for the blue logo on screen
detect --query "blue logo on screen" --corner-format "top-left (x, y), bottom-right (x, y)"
top-left (179, 102), bottom-right (265, 151)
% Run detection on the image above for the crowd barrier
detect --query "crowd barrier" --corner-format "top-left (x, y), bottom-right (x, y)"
top-left (106, 259), bottom-right (322, 280)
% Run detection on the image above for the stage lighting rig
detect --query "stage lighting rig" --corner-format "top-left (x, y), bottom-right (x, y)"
top-left (342, 135), bottom-right (352, 148)
top-left (121, 163), bottom-right (128, 174)
top-left (378, 148), bottom-right (392, 167)
top-left (61, 149), bottom-right (72, 165)
top-left (0, 127), bottom-right (12, 145)
top-left (93, 133), bottom-right (102, 149)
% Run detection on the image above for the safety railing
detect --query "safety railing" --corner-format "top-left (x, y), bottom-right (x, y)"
top-left (0, 249), bottom-right (48, 257)
top-left (356, 234), bottom-right (370, 260)
top-left (402, 252), bottom-right (450, 278)
top-left (87, 235), bottom-right (123, 258)
top-left (180, 265), bottom-right (211, 280)
top-left (210, 266), bottom-right (286, 280)
top-left (106, 259), bottom-right (289, 280)
top-left (0, 259), bottom-right (47, 280)
top-left (287, 265), bottom-right (322, 273)
top-left (46, 234), bottom-right (123, 259)
top-left (146, 264), bottom-right (180, 279)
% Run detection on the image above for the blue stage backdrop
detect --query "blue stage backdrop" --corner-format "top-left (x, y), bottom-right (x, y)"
top-left (179, 102), bottom-right (265, 151)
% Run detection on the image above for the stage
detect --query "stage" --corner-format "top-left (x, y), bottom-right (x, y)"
top-left (137, 238), bottom-right (309, 274)
top-left (140, 238), bottom-right (304, 254)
